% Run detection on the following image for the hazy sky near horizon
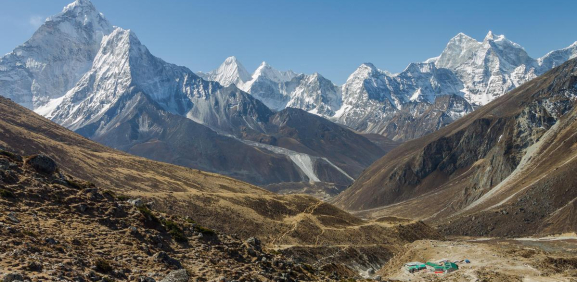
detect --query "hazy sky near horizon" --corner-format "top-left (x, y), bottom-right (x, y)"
top-left (1, 0), bottom-right (577, 84)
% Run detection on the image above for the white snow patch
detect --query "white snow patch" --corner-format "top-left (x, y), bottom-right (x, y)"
top-left (289, 154), bottom-right (320, 182)
top-left (34, 96), bottom-right (65, 118)
top-left (322, 157), bottom-right (354, 181)
top-left (138, 115), bottom-right (151, 132)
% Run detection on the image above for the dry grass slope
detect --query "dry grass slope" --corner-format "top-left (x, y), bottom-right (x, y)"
top-left (0, 151), bottom-right (339, 281)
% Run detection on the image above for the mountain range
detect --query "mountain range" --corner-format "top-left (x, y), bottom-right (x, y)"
top-left (2, 0), bottom-right (577, 198)
top-left (201, 33), bottom-right (577, 141)
top-left (0, 0), bottom-right (387, 193)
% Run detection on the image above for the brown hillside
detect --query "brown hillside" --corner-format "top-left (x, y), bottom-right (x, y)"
top-left (0, 151), bottom-right (336, 281)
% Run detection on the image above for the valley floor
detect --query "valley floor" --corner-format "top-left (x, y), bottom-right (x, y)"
top-left (379, 236), bottom-right (577, 282)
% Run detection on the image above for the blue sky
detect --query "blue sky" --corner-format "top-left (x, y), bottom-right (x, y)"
top-left (1, 0), bottom-right (577, 84)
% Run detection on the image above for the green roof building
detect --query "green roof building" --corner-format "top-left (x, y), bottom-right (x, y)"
top-left (426, 261), bottom-right (459, 273)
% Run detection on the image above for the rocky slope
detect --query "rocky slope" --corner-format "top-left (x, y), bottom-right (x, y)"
top-left (0, 151), bottom-right (336, 281)
top-left (204, 33), bottom-right (577, 141)
top-left (334, 58), bottom-right (577, 237)
top-left (0, 95), bottom-right (440, 278)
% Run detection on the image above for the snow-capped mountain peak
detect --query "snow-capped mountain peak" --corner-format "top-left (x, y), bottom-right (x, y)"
top-left (347, 63), bottom-right (379, 82)
top-left (433, 31), bottom-right (536, 105)
top-left (482, 31), bottom-right (514, 45)
top-left (199, 56), bottom-right (251, 87)
top-left (252, 61), bottom-right (298, 83)
top-left (222, 56), bottom-right (243, 69)
top-left (46, 27), bottom-right (140, 128)
top-left (310, 72), bottom-right (323, 80)
top-left (359, 62), bottom-right (378, 70)
top-left (454, 32), bottom-right (476, 41)
top-left (341, 63), bottom-right (393, 107)
top-left (63, 0), bottom-right (96, 11)
top-left (435, 32), bottom-right (481, 70)
top-left (537, 41), bottom-right (577, 70)
top-left (0, 0), bottom-right (113, 110)
top-left (98, 27), bottom-right (140, 62)
top-left (50, 0), bottom-right (111, 33)
top-left (449, 32), bottom-right (478, 46)
top-left (403, 62), bottom-right (434, 73)
top-left (438, 31), bottom-right (528, 69)
top-left (484, 30), bottom-right (496, 41)
top-left (200, 57), bottom-right (343, 114)
top-left (283, 72), bottom-right (342, 116)
top-left (46, 23), bottom-right (274, 137)
top-left (483, 31), bottom-right (526, 53)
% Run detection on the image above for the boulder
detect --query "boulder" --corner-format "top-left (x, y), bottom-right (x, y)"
top-left (128, 198), bottom-right (144, 208)
top-left (26, 154), bottom-right (57, 174)
top-left (78, 204), bottom-right (88, 212)
top-left (0, 158), bottom-right (10, 170)
top-left (44, 237), bottom-right (58, 245)
top-left (246, 237), bottom-right (261, 251)
top-left (3, 273), bottom-right (24, 282)
top-left (0, 169), bottom-right (19, 184)
top-left (153, 251), bottom-right (182, 269)
top-left (159, 269), bottom-right (189, 282)
top-left (27, 260), bottom-right (43, 271)
top-left (7, 212), bottom-right (19, 223)
top-left (128, 226), bottom-right (138, 234)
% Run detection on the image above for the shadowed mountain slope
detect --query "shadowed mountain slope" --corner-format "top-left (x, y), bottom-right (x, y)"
top-left (334, 58), bottom-right (577, 237)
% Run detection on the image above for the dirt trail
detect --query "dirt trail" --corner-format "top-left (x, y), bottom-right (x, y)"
top-left (271, 200), bottom-right (324, 246)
